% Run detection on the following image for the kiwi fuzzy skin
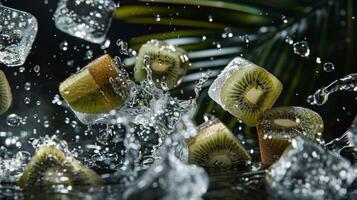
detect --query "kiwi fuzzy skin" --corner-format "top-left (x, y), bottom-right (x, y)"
top-left (18, 146), bottom-right (102, 190)
top-left (0, 70), bottom-right (12, 115)
top-left (134, 39), bottom-right (189, 89)
top-left (59, 54), bottom-right (130, 114)
top-left (256, 106), bottom-right (324, 166)
top-left (186, 119), bottom-right (251, 168)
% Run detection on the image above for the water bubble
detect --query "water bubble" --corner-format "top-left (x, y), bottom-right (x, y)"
top-left (19, 67), bottom-right (25, 73)
top-left (24, 82), bottom-right (31, 91)
top-left (323, 62), bottom-right (335, 72)
top-left (116, 39), bottom-right (128, 55)
top-left (33, 65), bottom-right (40, 73)
top-left (6, 114), bottom-right (22, 127)
top-left (84, 50), bottom-right (93, 60)
top-left (101, 39), bottom-right (111, 49)
top-left (24, 97), bottom-right (31, 104)
top-left (316, 57), bottom-right (321, 64)
top-left (293, 41), bottom-right (310, 57)
top-left (67, 59), bottom-right (74, 67)
top-left (59, 40), bottom-right (68, 51)
top-left (155, 14), bottom-right (161, 22)
top-left (202, 35), bottom-right (206, 41)
top-left (208, 15), bottom-right (213, 22)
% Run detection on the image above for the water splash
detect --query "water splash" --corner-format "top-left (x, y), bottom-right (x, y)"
top-left (307, 73), bottom-right (357, 105)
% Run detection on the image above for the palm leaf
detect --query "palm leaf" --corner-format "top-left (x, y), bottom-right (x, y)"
top-left (115, 0), bottom-right (357, 141)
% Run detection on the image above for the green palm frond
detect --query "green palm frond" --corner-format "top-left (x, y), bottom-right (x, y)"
top-left (115, 0), bottom-right (357, 140)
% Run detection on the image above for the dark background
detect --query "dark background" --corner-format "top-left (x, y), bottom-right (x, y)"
top-left (0, 0), bottom-right (356, 154)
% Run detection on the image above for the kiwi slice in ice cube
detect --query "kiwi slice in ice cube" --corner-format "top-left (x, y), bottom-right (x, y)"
top-left (256, 106), bottom-right (324, 166)
top-left (134, 39), bottom-right (189, 89)
top-left (59, 54), bottom-right (130, 114)
top-left (218, 59), bottom-right (282, 126)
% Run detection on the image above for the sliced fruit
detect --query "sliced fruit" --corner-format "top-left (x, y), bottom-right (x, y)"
top-left (18, 145), bottom-right (102, 190)
top-left (186, 119), bottom-right (251, 168)
top-left (209, 57), bottom-right (282, 126)
top-left (0, 70), bottom-right (12, 115)
top-left (256, 106), bottom-right (324, 166)
top-left (134, 39), bottom-right (189, 89)
top-left (59, 54), bottom-right (130, 114)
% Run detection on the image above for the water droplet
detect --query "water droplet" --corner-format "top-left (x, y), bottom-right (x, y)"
top-left (293, 41), bottom-right (310, 57)
top-left (24, 82), bottom-right (31, 91)
top-left (316, 57), bottom-right (321, 64)
top-left (323, 62), bottom-right (335, 72)
top-left (59, 40), bottom-right (68, 51)
top-left (24, 97), bottom-right (31, 104)
top-left (7, 114), bottom-right (22, 127)
top-left (34, 65), bottom-right (40, 73)
top-left (84, 50), bottom-right (93, 60)
top-left (116, 39), bottom-right (128, 55)
top-left (155, 14), bottom-right (161, 22)
top-left (208, 15), bottom-right (213, 22)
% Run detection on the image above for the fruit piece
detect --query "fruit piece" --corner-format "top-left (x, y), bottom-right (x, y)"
top-left (59, 54), bottom-right (130, 114)
top-left (256, 106), bottom-right (324, 166)
top-left (208, 57), bottom-right (282, 126)
top-left (18, 145), bottom-right (102, 190)
top-left (0, 70), bottom-right (12, 115)
top-left (134, 39), bottom-right (189, 89)
top-left (186, 119), bottom-right (251, 168)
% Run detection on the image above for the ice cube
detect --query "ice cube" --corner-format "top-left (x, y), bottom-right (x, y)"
top-left (267, 138), bottom-right (356, 200)
top-left (54, 0), bottom-right (116, 44)
top-left (123, 151), bottom-right (208, 200)
top-left (208, 57), bottom-right (251, 107)
top-left (0, 5), bottom-right (38, 67)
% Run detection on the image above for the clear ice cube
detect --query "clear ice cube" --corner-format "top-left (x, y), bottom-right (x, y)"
top-left (123, 151), bottom-right (208, 200)
top-left (208, 57), bottom-right (252, 108)
top-left (0, 5), bottom-right (38, 67)
top-left (267, 138), bottom-right (356, 200)
top-left (54, 0), bottom-right (116, 44)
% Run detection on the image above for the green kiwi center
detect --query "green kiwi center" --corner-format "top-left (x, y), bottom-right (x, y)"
top-left (207, 150), bottom-right (232, 166)
top-left (273, 119), bottom-right (299, 128)
top-left (151, 59), bottom-right (171, 74)
top-left (245, 87), bottom-right (265, 105)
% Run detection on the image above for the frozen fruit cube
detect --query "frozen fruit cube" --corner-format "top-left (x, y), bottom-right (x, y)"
top-left (0, 5), bottom-right (38, 67)
top-left (208, 57), bottom-right (282, 126)
top-left (54, 0), bottom-right (116, 44)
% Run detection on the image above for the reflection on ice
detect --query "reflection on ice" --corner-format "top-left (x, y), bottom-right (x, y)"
top-left (267, 138), bottom-right (356, 200)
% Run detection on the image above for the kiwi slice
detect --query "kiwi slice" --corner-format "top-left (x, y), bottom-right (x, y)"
top-left (256, 106), bottom-right (324, 166)
top-left (209, 57), bottom-right (282, 126)
top-left (134, 39), bottom-right (189, 89)
top-left (186, 119), bottom-right (251, 168)
top-left (18, 145), bottom-right (102, 190)
top-left (0, 70), bottom-right (12, 115)
top-left (59, 54), bottom-right (130, 114)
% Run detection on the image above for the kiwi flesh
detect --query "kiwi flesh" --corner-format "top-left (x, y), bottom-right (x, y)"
top-left (186, 119), bottom-right (251, 168)
top-left (134, 39), bottom-right (189, 89)
top-left (0, 70), bottom-right (12, 115)
top-left (210, 57), bottom-right (282, 126)
top-left (256, 106), bottom-right (324, 166)
top-left (18, 145), bottom-right (102, 190)
top-left (59, 54), bottom-right (130, 114)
